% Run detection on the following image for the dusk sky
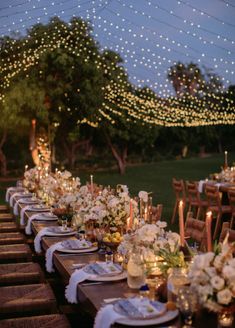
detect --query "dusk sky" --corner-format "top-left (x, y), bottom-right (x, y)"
top-left (1, 0), bottom-right (235, 96)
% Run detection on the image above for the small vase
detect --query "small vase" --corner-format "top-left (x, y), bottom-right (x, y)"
top-left (217, 311), bottom-right (234, 327)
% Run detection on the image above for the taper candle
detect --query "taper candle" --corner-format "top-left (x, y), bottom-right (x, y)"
top-left (178, 200), bottom-right (185, 247)
top-left (224, 151), bottom-right (228, 168)
top-left (206, 211), bottom-right (212, 252)
top-left (90, 174), bottom-right (94, 194)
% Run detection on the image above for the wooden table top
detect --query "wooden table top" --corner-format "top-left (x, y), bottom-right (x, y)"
top-left (14, 200), bottom-right (220, 327)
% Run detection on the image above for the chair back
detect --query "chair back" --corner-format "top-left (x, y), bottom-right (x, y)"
top-left (219, 222), bottom-right (235, 243)
top-left (227, 188), bottom-right (235, 211)
top-left (152, 204), bottom-right (163, 222)
top-left (186, 181), bottom-right (200, 204)
top-left (172, 178), bottom-right (186, 203)
top-left (184, 213), bottom-right (207, 251)
top-left (205, 184), bottom-right (221, 208)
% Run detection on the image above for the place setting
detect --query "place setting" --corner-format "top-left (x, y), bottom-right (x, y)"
top-left (94, 296), bottom-right (179, 328)
top-left (65, 261), bottom-right (127, 303)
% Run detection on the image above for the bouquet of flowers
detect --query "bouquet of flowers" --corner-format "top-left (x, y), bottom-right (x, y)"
top-left (118, 221), bottom-right (182, 274)
top-left (188, 238), bottom-right (235, 313)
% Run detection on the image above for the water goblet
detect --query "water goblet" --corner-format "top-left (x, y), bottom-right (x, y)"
top-left (176, 286), bottom-right (198, 327)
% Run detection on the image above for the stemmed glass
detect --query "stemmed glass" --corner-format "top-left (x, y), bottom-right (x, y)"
top-left (176, 286), bottom-right (198, 327)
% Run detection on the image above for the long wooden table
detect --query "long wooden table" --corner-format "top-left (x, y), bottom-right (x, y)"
top-left (10, 194), bottom-right (221, 328)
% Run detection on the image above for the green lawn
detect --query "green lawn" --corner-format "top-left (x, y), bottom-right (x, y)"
top-left (0, 153), bottom-right (231, 229)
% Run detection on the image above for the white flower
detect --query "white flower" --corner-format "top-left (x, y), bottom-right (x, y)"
top-left (228, 258), bottom-right (235, 268)
top-left (214, 255), bottom-right (224, 270)
top-left (108, 197), bottom-right (119, 208)
top-left (217, 288), bottom-right (232, 305)
top-left (138, 191), bottom-right (148, 202)
top-left (61, 170), bottom-right (72, 179)
top-left (222, 265), bottom-right (235, 281)
top-left (65, 194), bottom-right (77, 204)
top-left (137, 224), bottom-right (160, 243)
top-left (193, 252), bottom-right (214, 270)
top-left (156, 220), bottom-right (167, 229)
top-left (211, 276), bottom-right (225, 290)
top-left (204, 267), bottom-right (217, 278)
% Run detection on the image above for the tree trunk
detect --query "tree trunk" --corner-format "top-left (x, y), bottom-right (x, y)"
top-left (0, 130), bottom-right (7, 176)
top-left (62, 138), bottom-right (92, 169)
top-left (104, 133), bottom-right (128, 175)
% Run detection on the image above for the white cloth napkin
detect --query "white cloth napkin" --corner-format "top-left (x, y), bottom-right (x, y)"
top-left (25, 213), bottom-right (47, 235)
top-left (9, 192), bottom-right (23, 207)
top-left (198, 180), bottom-right (205, 193)
top-left (94, 304), bottom-right (125, 328)
top-left (34, 227), bottom-right (50, 253)
top-left (45, 242), bottom-right (63, 273)
top-left (20, 205), bottom-right (32, 225)
top-left (5, 187), bottom-right (24, 202)
top-left (65, 269), bottom-right (94, 303)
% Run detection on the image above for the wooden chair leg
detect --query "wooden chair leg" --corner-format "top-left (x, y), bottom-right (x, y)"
top-left (213, 213), bottom-right (222, 240)
top-left (171, 201), bottom-right (178, 224)
top-left (196, 207), bottom-right (201, 221)
top-left (230, 214), bottom-right (234, 229)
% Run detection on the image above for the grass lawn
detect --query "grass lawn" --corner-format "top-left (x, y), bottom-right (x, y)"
top-left (0, 152), bottom-right (231, 230)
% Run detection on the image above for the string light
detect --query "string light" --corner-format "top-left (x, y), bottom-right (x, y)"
top-left (0, 0), bottom-right (235, 127)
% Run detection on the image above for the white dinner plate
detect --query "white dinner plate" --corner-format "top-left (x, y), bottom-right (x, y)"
top-left (113, 298), bottom-right (166, 320)
top-left (116, 309), bottom-right (179, 326)
top-left (57, 245), bottom-right (98, 253)
top-left (47, 227), bottom-right (75, 234)
top-left (34, 215), bottom-right (58, 221)
top-left (27, 205), bottom-right (50, 212)
top-left (82, 262), bottom-right (127, 282)
top-left (19, 199), bottom-right (38, 204)
top-left (46, 231), bottom-right (76, 237)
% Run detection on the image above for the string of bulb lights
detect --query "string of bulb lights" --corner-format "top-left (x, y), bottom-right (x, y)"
top-left (0, 0), bottom-right (235, 127)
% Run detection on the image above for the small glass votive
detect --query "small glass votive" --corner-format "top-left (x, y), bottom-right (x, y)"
top-left (61, 218), bottom-right (68, 231)
top-left (139, 284), bottom-right (150, 298)
top-left (105, 251), bottom-right (113, 263)
top-left (217, 311), bottom-right (234, 327)
top-left (114, 253), bottom-right (124, 265)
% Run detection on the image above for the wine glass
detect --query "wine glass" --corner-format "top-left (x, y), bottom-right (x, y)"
top-left (176, 286), bottom-right (198, 327)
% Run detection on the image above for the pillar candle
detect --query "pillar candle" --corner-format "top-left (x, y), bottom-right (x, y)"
top-left (24, 165), bottom-right (28, 172)
top-left (206, 211), bottom-right (212, 252)
top-left (178, 200), bottom-right (185, 247)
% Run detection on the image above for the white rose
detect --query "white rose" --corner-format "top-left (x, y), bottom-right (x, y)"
top-left (211, 275), bottom-right (225, 290)
top-left (228, 258), bottom-right (235, 268)
top-left (217, 288), bottom-right (232, 305)
top-left (222, 265), bottom-right (235, 281)
top-left (204, 267), bottom-right (217, 278)
top-left (156, 220), bottom-right (167, 228)
top-left (214, 255), bottom-right (224, 270)
top-left (138, 191), bottom-right (148, 202)
top-left (193, 252), bottom-right (214, 270)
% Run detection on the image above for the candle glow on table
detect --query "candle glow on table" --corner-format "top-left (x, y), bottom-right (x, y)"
top-left (24, 164), bottom-right (28, 172)
top-left (206, 211), bottom-right (212, 252)
top-left (178, 200), bottom-right (185, 247)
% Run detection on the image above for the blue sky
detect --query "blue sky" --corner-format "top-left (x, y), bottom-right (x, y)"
top-left (0, 0), bottom-right (235, 96)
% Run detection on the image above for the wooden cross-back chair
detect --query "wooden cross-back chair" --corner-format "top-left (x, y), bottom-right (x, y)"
top-left (227, 188), bottom-right (235, 229)
top-left (219, 222), bottom-right (235, 243)
top-left (171, 178), bottom-right (188, 224)
top-left (184, 212), bottom-right (207, 252)
top-left (205, 184), bottom-right (232, 240)
top-left (186, 181), bottom-right (208, 220)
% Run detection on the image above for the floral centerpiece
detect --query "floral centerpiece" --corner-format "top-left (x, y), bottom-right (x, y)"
top-left (188, 237), bottom-right (235, 314)
top-left (118, 221), bottom-right (183, 275)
